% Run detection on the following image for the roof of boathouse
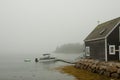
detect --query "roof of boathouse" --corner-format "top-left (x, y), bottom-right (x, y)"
top-left (84, 17), bottom-right (120, 42)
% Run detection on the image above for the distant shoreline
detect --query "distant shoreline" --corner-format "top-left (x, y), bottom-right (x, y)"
top-left (54, 43), bottom-right (84, 53)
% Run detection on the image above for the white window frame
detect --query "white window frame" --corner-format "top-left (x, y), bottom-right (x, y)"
top-left (109, 45), bottom-right (115, 55)
top-left (119, 27), bottom-right (120, 42)
top-left (119, 46), bottom-right (120, 61)
top-left (85, 46), bottom-right (90, 56)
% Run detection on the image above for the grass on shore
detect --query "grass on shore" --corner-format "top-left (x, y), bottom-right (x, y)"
top-left (56, 65), bottom-right (117, 80)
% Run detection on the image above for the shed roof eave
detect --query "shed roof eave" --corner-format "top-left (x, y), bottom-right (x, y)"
top-left (84, 37), bottom-right (105, 42)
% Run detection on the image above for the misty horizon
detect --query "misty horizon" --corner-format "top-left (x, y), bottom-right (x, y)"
top-left (0, 0), bottom-right (120, 53)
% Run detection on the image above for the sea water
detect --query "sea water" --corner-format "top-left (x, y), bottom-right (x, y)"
top-left (0, 53), bottom-right (82, 80)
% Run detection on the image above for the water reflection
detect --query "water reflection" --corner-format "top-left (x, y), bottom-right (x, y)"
top-left (34, 61), bottom-right (56, 71)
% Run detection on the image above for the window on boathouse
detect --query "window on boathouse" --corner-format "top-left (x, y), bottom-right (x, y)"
top-left (109, 45), bottom-right (115, 55)
top-left (85, 46), bottom-right (90, 56)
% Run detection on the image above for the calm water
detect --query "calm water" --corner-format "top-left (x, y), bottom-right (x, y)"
top-left (0, 53), bottom-right (82, 80)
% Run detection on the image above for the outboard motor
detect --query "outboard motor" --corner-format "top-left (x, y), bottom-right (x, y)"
top-left (35, 58), bottom-right (38, 62)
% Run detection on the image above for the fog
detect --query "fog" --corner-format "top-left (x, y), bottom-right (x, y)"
top-left (0, 0), bottom-right (120, 54)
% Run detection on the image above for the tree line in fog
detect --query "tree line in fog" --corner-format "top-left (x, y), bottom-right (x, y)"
top-left (54, 43), bottom-right (84, 53)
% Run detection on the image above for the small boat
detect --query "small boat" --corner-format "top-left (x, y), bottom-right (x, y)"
top-left (39, 54), bottom-right (56, 62)
top-left (24, 59), bottom-right (31, 62)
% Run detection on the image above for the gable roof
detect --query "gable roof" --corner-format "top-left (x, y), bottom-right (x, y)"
top-left (84, 17), bottom-right (120, 42)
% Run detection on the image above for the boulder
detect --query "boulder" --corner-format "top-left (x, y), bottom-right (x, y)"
top-left (104, 71), bottom-right (111, 77)
top-left (75, 63), bottom-right (81, 68)
top-left (111, 73), bottom-right (120, 79)
top-left (117, 69), bottom-right (120, 74)
top-left (98, 70), bottom-right (105, 75)
top-left (92, 68), bottom-right (97, 73)
top-left (106, 66), bottom-right (118, 73)
top-left (116, 63), bottom-right (120, 68)
top-left (99, 65), bottom-right (107, 70)
top-left (91, 64), bottom-right (97, 70)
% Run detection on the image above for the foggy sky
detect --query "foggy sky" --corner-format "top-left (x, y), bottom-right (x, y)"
top-left (0, 0), bottom-right (120, 53)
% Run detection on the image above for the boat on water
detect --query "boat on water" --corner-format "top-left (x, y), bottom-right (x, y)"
top-left (39, 53), bottom-right (56, 62)
top-left (24, 59), bottom-right (31, 62)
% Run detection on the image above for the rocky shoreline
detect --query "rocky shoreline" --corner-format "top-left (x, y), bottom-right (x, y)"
top-left (75, 59), bottom-right (120, 79)
top-left (57, 65), bottom-right (111, 80)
